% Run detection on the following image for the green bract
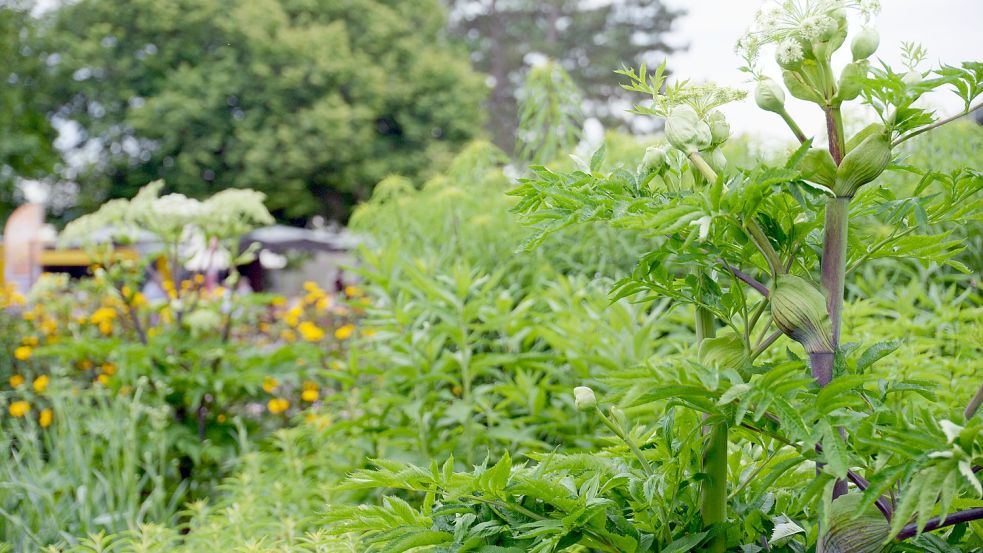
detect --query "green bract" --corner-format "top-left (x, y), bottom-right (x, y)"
top-left (707, 110), bottom-right (731, 146)
top-left (770, 275), bottom-right (834, 354)
top-left (834, 130), bottom-right (892, 197)
top-left (799, 148), bottom-right (837, 188)
top-left (665, 104), bottom-right (712, 154)
top-left (821, 494), bottom-right (890, 553)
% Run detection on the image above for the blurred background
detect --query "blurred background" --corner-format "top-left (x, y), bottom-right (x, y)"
top-left (1, 0), bottom-right (981, 226)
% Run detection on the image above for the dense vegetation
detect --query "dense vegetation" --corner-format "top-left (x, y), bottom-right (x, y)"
top-left (1, 0), bottom-right (982, 551)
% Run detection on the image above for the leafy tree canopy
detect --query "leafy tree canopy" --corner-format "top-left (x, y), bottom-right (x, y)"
top-left (0, 2), bottom-right (58, 221)
top-left (445, 0), bottom-right (681, 150)
top-left (39, 0), bottom-right (487, 222)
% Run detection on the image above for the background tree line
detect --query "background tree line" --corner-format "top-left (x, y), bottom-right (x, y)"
top-left (0, 0), bottom-right (679, 224)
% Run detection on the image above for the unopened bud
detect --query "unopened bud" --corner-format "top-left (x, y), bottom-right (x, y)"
top-left (665, 105), bottom-right (712, 154)
top-left (638, 145), bottom-right (668, 175)
top-left (835, 61), bottom-right (867, 102)
top-left (851, 27), bottom-right (879, 61)
top-left (902, 69), bottom-right (922, 87)
top-left (707, 110), bottom-right (731, 146)
top-left (770, 275), bottom-right (833, 354)
top-left (798, 148), bottom-right (836, 188)
top-left (573, 386), bottom-right (597, 412)
top-left (698, 333), bottom-right (749, 370)
top-left (755, 78), bottom-right (786, 114)
top-left (834, 130), bottom-right (891, 197)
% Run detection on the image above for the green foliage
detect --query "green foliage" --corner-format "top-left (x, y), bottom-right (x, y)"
top-left (0, 3), bottom-right (58, 220)
top-left (445, 0), bottom-right (680, 148)
top-left (37, 0), bottom-right (486, 222)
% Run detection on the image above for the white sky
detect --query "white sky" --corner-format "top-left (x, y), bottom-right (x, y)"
top-left (660, 0), bottom-right (983, 144)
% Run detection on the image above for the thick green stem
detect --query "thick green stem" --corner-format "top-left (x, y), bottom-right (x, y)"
top-left (688, 151), bottom-right (717, 183)
top-left (696, 305), bottom-right (727, 552)
top-left (821, 198), bottom-right (849, 350)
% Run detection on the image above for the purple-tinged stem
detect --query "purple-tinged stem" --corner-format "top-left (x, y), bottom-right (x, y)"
top-left (896, 507), bottom-right (983, 539)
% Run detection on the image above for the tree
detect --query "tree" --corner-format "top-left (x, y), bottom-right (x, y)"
top-left (39, 0), bottom-right (486, 222)
top-left (0, 2), bottom-right (58, 221)
top-left (445, 0), bottom-right (681, 151)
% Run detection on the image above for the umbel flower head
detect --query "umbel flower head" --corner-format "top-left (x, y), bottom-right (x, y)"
top-left (736, 0), bottom-right (881, 73)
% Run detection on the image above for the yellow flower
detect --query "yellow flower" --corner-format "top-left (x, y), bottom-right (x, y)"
top-left (344, 286), bottom-right (362, 297)
top-left (14, 346), bottom-right (32, 361)
top-left (40, 319), bottom-right (58, 335)
top-left (22, 336), bottom-right (39, 347)
top-left (194, 274), bottom-right (205, 284)
top-left (262, 376), bottom-right (278, 393)
top-left (304, 412), bottom-right (332, 429)
top-left (297, 321), bottom-right (326, 342)
top-left (271, 296), bottom-right (287, 307)
top-left (216, 413), bottom-right (226, 423)
top-left (315, 296), bottom-right (331, 311)
top-left (33, 375), bottom-right (49, 393)
top-left (98, 320), bottom-right (113, 335)
top-left (363, 328), bottom-right (377, 337)
top-left (334, 324), bottom-right (355, 340)
top-left (96, 373), bottom-right (109, 386)
top-left (101, 363), bottom-right (117, 375)
top-left (79, 359), bottom-right (94, 370)
top-left (267, 398), bottom-right (289, 414)
top-left (301, 389), bottom-right (319, 402)
top-left (303, 281), bottom-right (320, 292)
top-left (281, 329), bottom-right (297, 343)
top-left (8, 401), bottom-right (30, 417)
top-left (39, 408), bottom-right (53, 428)
top-left (90, 307), bottom-right (117, 325)
top-left (9, 374), bottom-right (25, 388)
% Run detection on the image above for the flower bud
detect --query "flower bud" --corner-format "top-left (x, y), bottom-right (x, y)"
top-left (798, 148), bottom-right (836, 188)
top-left (783, 69), bottom-right (824, 104)
top-left (851, 27), bottom-right (879, 61)
top-left (770, 275), bottom-right (833, 354)
top-left (902, 69), bottom-right (922, 87)
top-left (834, 130), bottom-right (891, 197)
top-left (665, 105), bottom-right (712, 154)
top-left (835, 61), bottom-right (867, 102)
top-left (707, 110), bottom-right (731, 146)
top-left (755, 78), bottom-right (786, 114)
top-left (638, 145), bottom-right (668, 175)
top-left (708, 148), bottom-right (727, 173)
top-left (573, 386), bottom-right (597, 412)
top-left (698, 333), bottom-right (749, 370)
top-left (821, 494), bottom-right (889, 553)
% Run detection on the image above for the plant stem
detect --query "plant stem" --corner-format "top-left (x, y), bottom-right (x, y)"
top-left (595, 409), bottom-right (653, 477)
top-left (965, 381), bottom-right (983, 420)
top-left (689, 151), bottom-right (717, 183)
top-left (821, 198), bottom-right (850, 352)
top-left (896, 507), bottom-right (983, 539)
top-left (696, 304), bottom-right (727, 553)
top-left (723, 261), bottom-right (769, 297)
top-left (779, 109), bottom-right (807, 144)
top-left (893, 100), bottom-right (983, 147)
top-left (744, 219), bottom-right (785, 278)
top-left (845, 470), bottom-right (892, 520)
top-left (750, 330), bottom-right (782, 361)
top-left (824, 106), bottom-right (844, 164)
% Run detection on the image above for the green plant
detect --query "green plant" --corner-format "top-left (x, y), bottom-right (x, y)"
top-left (330, 1), bottom-right (983, 550)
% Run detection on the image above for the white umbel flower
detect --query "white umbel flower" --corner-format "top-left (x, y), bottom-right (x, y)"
top-left (776, 38), bottom-right (805, 65)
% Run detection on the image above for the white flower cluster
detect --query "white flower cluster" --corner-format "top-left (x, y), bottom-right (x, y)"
top-left (735, 0), bottom-right (880, 73)
top-left (60, 180), bottom-right (274, 250)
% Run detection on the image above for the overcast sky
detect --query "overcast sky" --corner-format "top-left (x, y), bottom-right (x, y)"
top-left (659, 0), bottom-right (983, 144)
